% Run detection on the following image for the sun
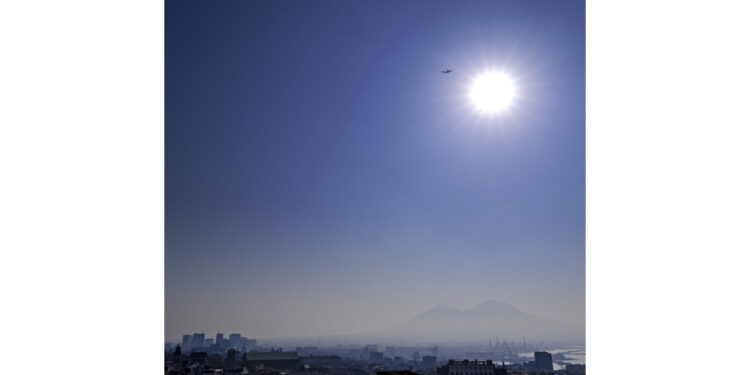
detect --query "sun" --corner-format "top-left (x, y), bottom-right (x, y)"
top-left (469, 71), bottom-right (517, 115)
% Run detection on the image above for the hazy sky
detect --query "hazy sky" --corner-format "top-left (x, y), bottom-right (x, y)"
top-left (166, 0), bottom-right (585, 342)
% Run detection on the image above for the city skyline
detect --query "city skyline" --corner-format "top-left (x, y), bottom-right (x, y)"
top-left (165, 332), bottom-right (584, 373)
top-left (166, 299), bottom-right (583, 345)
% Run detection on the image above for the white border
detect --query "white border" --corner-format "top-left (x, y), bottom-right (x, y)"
top-left (588, 1), bottom-right (750, 373)
top-left (0, 1), bottom-right (163, 374)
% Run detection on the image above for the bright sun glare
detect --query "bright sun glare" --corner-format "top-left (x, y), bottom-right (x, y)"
top-left (469, 71), bottom-right (517, 115)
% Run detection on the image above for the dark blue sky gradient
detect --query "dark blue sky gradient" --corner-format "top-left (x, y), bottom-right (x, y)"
top-left (166, 0), bottom-right (584, 341)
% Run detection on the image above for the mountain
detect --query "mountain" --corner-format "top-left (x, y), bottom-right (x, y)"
top-left (364, 300), bottom-right (583, 345)
top-left (461, 300), bottom-right (532, 320)
top-left (414, 304), bottom-right (463, 320)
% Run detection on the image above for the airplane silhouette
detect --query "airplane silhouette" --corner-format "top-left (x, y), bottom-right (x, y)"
top-left (442, 69), bottom-right (452, 74)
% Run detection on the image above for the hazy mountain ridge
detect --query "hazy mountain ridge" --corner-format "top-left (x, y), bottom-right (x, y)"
top-left (364, 300), bottom-right (584, 345)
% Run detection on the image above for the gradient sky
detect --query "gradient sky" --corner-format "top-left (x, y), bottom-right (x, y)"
top-left (166, 0), bottom-right (585, 342)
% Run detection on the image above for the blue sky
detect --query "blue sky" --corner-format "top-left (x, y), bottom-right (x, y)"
top-left (166, 0), bottom-right (585, 341)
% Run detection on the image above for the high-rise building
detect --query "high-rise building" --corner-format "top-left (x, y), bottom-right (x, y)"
top-left (216, 332), bottom-right (224, 346)
top-left (229, 333), bottom-right (242, 348)
top-left (534, 351), bottom-right (553, 372)
top-left (205, 338), bottom-right (214, 347)
top-left (182, 334), bottom-right (192, 349)
top-left (192, 333), bottom-right (205, 349)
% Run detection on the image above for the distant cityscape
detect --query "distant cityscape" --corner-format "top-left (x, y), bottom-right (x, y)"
top-left (166, 333), bottom-right (584, 375)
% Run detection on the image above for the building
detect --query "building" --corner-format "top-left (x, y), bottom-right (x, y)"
top-left (534, 352), bottom-right (553, 372)
top-left (229, 333), bottom-right (242, 348)
top-left (369, 352), bottom-right (384, 361)
top-left (439, 360), bottom-right (495, 375)
top-left (244, 351), bottom-right (302, 371)
top-left (182, 334), bottom-right (193, 349)
top-left (192, 333), bottom-right (206, 349)
top-left (422, 355), bottom-right (437, 367)
top-left (216, 333), bottom-right (224, 346)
